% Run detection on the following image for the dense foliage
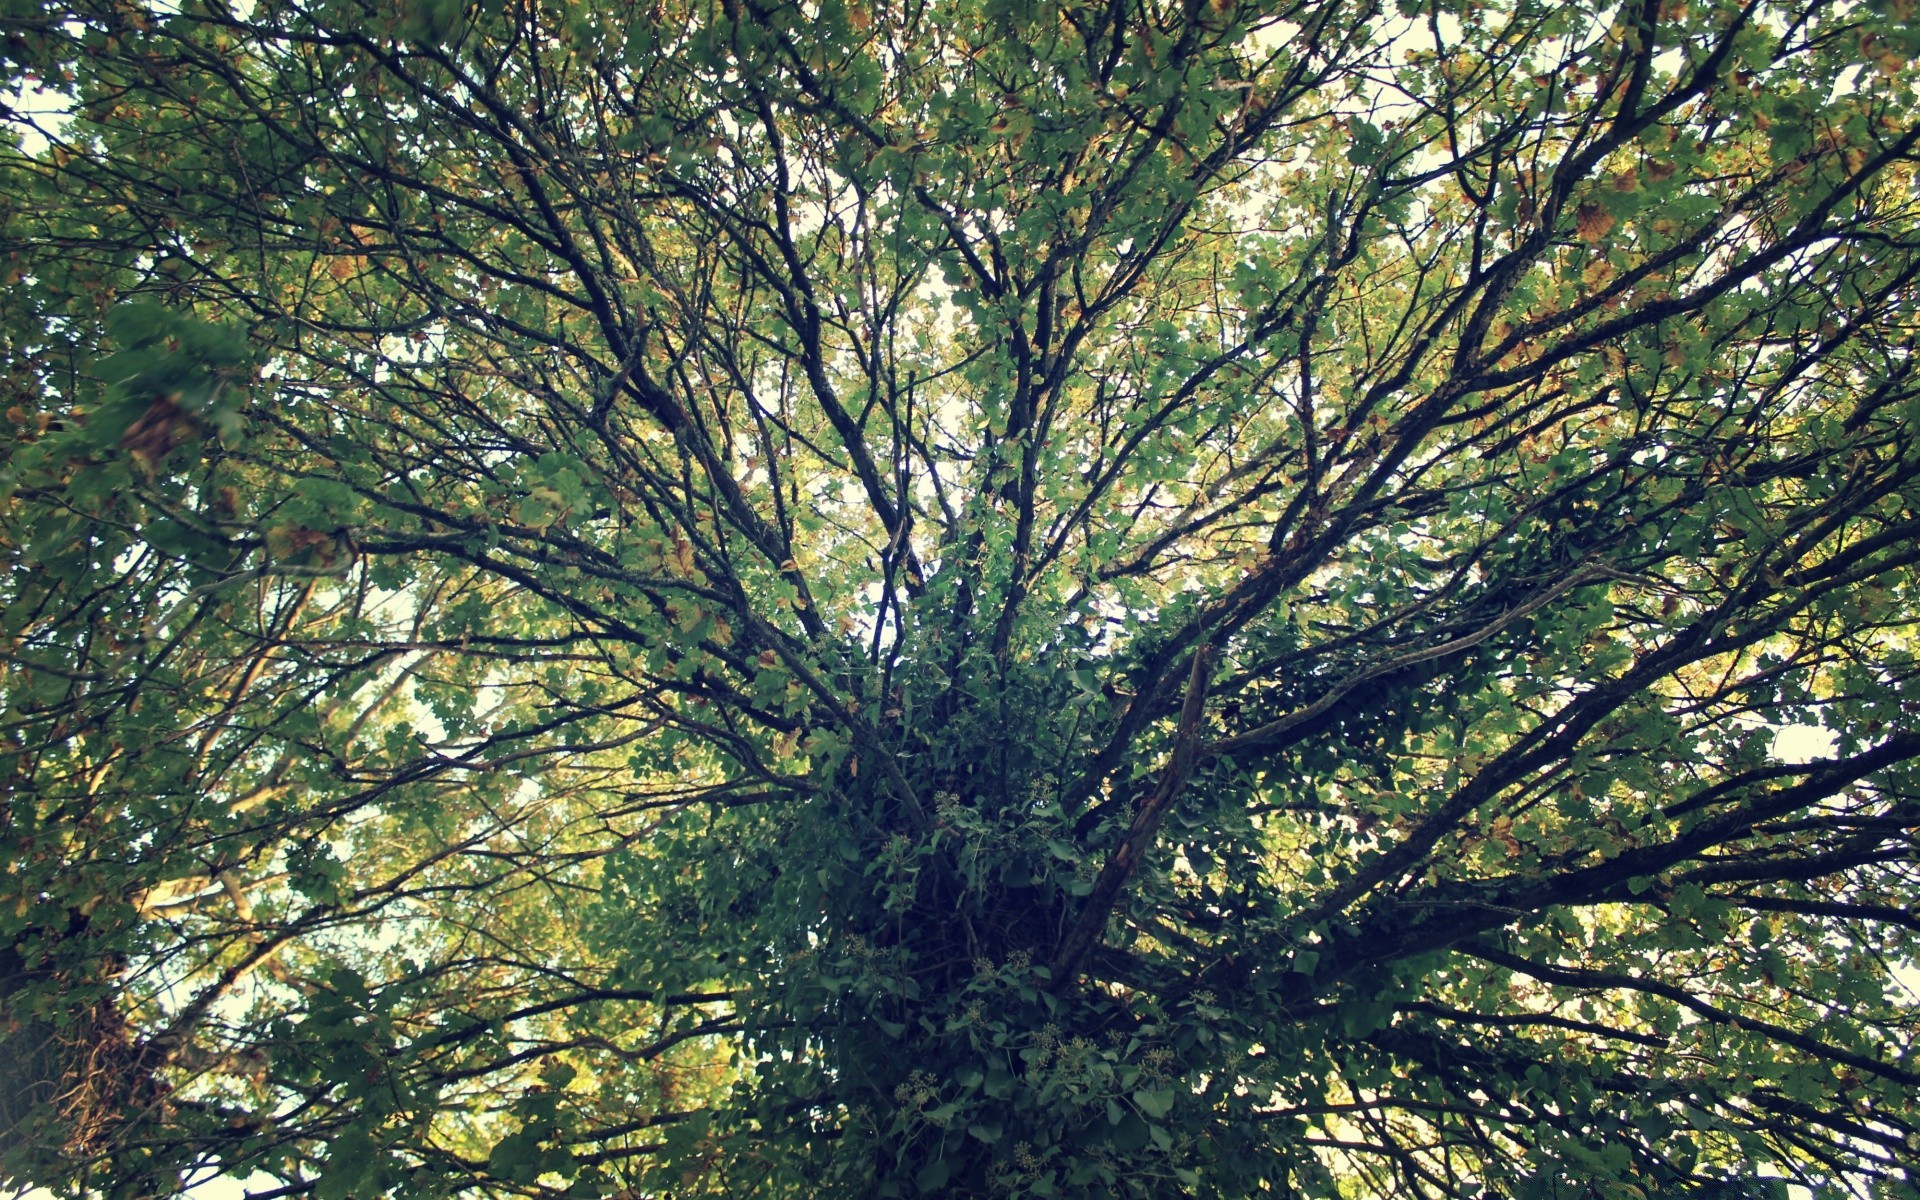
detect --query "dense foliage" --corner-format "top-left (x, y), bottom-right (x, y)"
top-left (4, 0), bottom-right (1920, 1196)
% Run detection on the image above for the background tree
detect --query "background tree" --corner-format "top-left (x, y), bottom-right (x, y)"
top-left (4, 0), bottom-right (1920, 1196)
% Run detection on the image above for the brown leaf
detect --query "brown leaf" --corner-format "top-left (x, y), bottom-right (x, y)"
top-left (121, 397), bottom-right (196, 465)
top-left (1575, 202), bottom-right (1615, 244)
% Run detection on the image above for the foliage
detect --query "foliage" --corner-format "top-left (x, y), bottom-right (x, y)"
top-left (4, 0), bottom-right (1920, 1196)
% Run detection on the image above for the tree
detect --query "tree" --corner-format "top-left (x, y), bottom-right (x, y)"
top-left (3, 0), bottom-right (1919, 1195)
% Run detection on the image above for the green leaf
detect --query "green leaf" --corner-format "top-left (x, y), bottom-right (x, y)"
top-left (913, 1159), bottom-right (949, 1193)
top-left (1132, 1087), bottom-right (1174, 1119)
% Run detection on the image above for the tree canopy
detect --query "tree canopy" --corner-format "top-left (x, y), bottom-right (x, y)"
top-left (4, 0), bottom-right (1920, 1196)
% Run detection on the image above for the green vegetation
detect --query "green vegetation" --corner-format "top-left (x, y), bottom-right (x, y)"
top-left (3, 0), bottom-right (1919, 1195)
